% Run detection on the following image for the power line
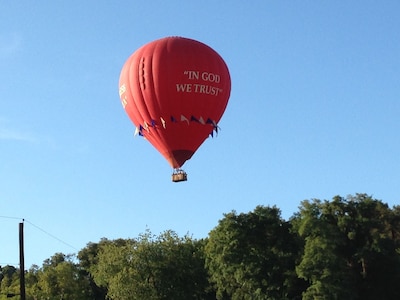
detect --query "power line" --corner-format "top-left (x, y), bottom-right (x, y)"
top-left (0, 215), bottom-right (78, 252)
top-left (24, 219), bottom-right (79, 251)
top-left (0, 215), bottom-right (23, 220)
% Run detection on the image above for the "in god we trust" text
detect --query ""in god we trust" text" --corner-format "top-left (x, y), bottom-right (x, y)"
top-left (176, 70), bottom-right (223, 96)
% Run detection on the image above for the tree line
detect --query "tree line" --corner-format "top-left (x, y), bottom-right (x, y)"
top-left (1, 194), bottom-right (400, 299)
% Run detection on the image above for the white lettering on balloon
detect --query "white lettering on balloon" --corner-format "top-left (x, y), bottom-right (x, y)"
top-left (119, 84), bottom-right (128, 108)
top-left (176, 71), bottom-right (223, 96)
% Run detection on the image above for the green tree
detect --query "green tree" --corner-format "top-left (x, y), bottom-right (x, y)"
top-left (338, 194), bottom-right (400, 299)
top-left (294, 199), bottom-right (355, 299)
top-left (0, 265), bottom-right (19, 299)
top-left (88, 238), bottom-right (135, 299)
top-left (294, 194), bottom-right (400, 300)
top-left (77, 239), bottom-right (114, 299)
top-left (28, 253), bottom-right (93, 300)
top-left (205, 206), bottom-right (303, 300)
top-left (90, 230), bottom-right (213, 300)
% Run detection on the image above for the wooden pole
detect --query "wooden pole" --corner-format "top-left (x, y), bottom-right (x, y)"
top-left (19, 222), bottom-right (26, 300)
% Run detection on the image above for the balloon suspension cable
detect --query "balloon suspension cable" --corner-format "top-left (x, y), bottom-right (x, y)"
top-left (171, 168), bottom-right (187, 182)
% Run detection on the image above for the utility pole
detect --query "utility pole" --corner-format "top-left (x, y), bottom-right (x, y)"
top-left (19, 221), bottom-right (26, 300)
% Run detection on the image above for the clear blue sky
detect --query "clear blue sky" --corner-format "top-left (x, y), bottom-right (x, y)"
top-left (1, 1), bottom-right (399, 268)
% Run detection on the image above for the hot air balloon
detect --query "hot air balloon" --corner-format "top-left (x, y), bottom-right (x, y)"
top-left (119, 37), bottom-right (231, 182)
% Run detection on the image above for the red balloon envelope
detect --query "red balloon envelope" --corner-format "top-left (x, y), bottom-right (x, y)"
top-left (119, 36), bottom-right (231, 176)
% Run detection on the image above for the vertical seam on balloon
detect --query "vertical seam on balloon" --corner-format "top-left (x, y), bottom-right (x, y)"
top-left (134, 57), bottom-right (171, 164)
top-left (144, 47), bottom-right (175, 165)
top-left (139, 57), bottom-right (145, 90)
top-left (126, 56), bottom-right (146, 129)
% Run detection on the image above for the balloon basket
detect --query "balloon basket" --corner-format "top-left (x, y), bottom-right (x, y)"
top-left (172, 169), bottom-right (187, 182)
